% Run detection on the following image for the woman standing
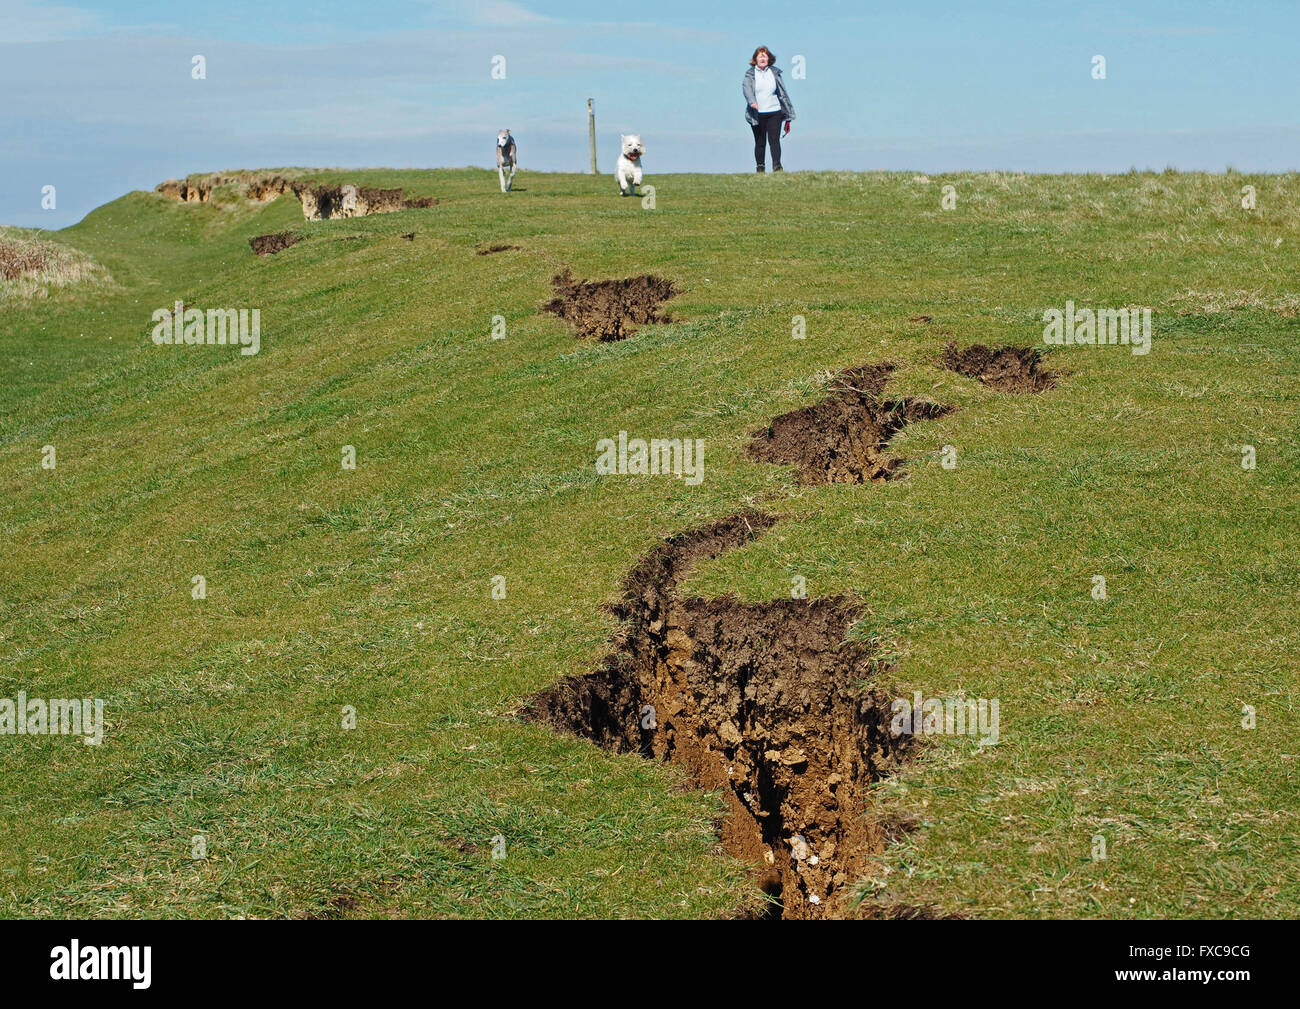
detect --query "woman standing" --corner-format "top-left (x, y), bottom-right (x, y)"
top-left (743, 46), bottom-right (796, 172)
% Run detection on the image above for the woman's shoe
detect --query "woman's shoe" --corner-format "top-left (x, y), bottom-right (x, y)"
top-left (756, 165), bottom-right (766, 173)
top-left (773, 165), bottom-right (783, 172)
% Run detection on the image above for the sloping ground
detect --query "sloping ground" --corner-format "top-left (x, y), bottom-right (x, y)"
top-left (2, 168), bottom-right (1298, 920)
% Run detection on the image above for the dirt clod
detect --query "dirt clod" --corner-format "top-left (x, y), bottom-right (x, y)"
top-left (477, 244), bottom-right (522, 255)
top-left (402, 196), bottom-right (439, 209)
top-left (542, 268), bottom-right (678, 341)
top-left (941, 341), bottom-right (1056, 394)
top-left (748, 363), bottom-right (951, 484)
top-left (525, 511), bottom-right (911, 919)
top-left (248, 231), bottom-right (302, 256)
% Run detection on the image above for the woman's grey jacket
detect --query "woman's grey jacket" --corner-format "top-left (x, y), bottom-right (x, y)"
top-left (742, 64), bottom-right (797, 126)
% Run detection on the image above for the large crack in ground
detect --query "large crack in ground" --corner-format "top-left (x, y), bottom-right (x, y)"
top-left (525, 510), bottom-right (913, 919)
top-left (748, 363), bottom-right (952, 484)
top-left (521, 345), bottom-right (1062, 919)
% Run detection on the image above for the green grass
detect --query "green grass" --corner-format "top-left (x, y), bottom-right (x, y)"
top-left (1, 167), bottom-right (1296, 919)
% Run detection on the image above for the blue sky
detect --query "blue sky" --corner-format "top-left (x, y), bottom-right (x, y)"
top-left (4, 0), bottom-right (1298, 227)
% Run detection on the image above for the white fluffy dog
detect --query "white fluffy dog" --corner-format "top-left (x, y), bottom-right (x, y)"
top-left (496, 130), bottom-right (517, 193)
top-left (615, 134), bottom-right (645, 196)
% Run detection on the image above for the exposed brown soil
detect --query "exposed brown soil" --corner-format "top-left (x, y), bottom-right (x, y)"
top-left (154, 174), bottom-right (435, 216)
top-left (156, 179), bottom-right (212, 202)
top-left (401, 232), bottom-right (415, 241)
top-left (525, 511), bottom-right (912, 919)
top-left (248, 231), bottom-right (302, 256)
top-left (156, 173), bottom-right (292, 204)
top-left (477, 244), bottom-right (522, 255)
top-left (292, 184), bottom-right (407, 221)
top-left (941, 341), bottom-right (1056, 394)
top-left (247, 175), bottom-right (294, 201)
top-left (541, 268), bottom-right (678, 341)
top-left (156, 179), bottom-right (188, 201)
top-left (748, 363), bottom-right (952, 484)
top-left (356, 187), bottom-right (403, 214)
top-left (294, 184), bottom-right (345, 218)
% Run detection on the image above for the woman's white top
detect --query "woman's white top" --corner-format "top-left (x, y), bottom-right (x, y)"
top-left (753, 67), bottom-right (781, 113)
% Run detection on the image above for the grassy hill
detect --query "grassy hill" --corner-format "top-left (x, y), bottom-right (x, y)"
top-left (1, 167), bottom-right (1297, 918)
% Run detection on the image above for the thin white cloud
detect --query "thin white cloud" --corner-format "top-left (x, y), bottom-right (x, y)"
top-left (0, 0), bottom-right (101, 43)
top-left (1110, 24), bottom-right (1238, 38)
top-left (442, 0), bottom-right (556, 28)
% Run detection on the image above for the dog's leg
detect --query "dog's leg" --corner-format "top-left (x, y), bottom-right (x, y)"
top-left (507, 161), bottom-right (515, 192)
top-left (498, 164), bottom-right (507, 193)
top-left (633, 165), bottom-right (643, 195)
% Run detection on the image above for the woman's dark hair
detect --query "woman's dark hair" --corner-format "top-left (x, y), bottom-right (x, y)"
top-left (749, 46), bottom-right (775, 66)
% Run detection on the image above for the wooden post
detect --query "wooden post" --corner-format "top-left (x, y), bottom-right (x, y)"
top-left (587, 98), bottom-right (598, 174)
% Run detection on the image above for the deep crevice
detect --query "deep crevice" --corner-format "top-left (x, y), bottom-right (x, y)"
top-left (524, 511), bottom-right (914, 919)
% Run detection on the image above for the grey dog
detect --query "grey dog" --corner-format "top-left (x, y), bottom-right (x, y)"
top-left (496, 130), bottom-right (517, 193)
